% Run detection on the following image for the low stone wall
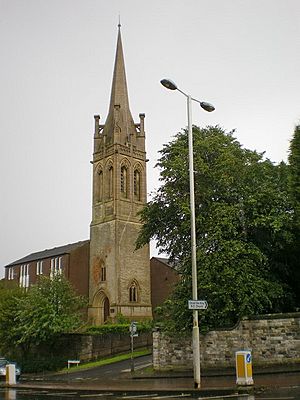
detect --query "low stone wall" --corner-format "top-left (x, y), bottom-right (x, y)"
top-left (153, 313), bottom-right (300, 370)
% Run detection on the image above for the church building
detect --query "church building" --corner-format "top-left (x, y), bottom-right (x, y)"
top-left (3, 26), bottom-right (178, 325)
top-left (88, 25), bottom-right (152, 324)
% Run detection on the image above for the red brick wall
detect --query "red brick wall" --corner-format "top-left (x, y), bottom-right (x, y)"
top-left (150, 257), bottom-right (179, 310)
top-left (68, 242), bottom-right (89, 298)
top-left (5, 254), bottom-right (69, 287)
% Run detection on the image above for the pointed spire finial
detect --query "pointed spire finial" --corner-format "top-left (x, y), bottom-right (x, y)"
top-left (103, 20), bottom-right (135, 143)
top-left (118, 15), bottom-right (121, 29)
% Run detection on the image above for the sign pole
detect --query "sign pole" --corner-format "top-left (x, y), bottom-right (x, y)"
top-left (131, 333), bottom-right (134, 372)
top-left (130, 321), bottom-right (137, 373)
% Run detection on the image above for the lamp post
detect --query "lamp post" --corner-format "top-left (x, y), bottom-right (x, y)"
top-left (160, 79), bottom-right (215, 389)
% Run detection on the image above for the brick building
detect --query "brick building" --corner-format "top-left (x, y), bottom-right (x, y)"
top-left (3, 26), bottom-right (178, 324)
top-left (4, 248), bottom-right (178, 317)
top-left (4, 241), bottom-right (89, 298)
top-left (150, 257), bottom-right (180, 310)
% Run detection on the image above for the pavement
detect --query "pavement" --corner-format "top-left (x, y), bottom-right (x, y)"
top-left (1, 358), bottom-right (300, 397)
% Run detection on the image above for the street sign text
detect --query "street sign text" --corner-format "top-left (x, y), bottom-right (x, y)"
top-left (188, 300), bottom-right (208, 310)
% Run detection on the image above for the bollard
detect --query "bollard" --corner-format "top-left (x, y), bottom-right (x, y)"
top-left (235, 350), bottom-right (253, 386)
top-left (5, 388), bottom-right (16, 400)
top-left (6, 364), bottom-right (16, 385)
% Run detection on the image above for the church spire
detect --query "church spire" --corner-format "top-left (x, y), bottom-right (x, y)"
top-left (89, 24), bottom-right (151, 325)
top-left (103, 25), bottom-right (135, 143)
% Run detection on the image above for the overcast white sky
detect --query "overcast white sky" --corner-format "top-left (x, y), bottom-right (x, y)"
top-left (1, 0), bottom-right (299, 278)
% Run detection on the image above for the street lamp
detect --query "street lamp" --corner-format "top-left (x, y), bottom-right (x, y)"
top-left (160, 78), bottom-right (215, 389)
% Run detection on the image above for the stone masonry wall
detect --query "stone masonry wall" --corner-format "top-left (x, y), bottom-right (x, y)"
top-left (153, 313), bottom-right (300, 370)
top-left (58, 331), bottom-right (152, 362)
top-left (12, 331), bottom-right (152, 370)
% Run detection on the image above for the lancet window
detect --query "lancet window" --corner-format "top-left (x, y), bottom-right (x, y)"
top-left (101, 266), bottom-right (106, 282)
top-left (134, 169), bottom-right (141, 201)
top-left (98, 170), bottom-right (103, 201)
top-left (120, 166), bottom-right (127, 197)
top-left (108, 165), bottom-right (114, 199)
top-left (94, 167), bottom-right (103, 203)
top-left (129, 281), bottom-right (138, 302)
top-left (120, 162), bottom-right (130, 198)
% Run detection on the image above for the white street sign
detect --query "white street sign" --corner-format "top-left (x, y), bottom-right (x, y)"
top-left (188, 300), bottom-right (208, 310)
top-left (130, 322), bottom-right (137, 334)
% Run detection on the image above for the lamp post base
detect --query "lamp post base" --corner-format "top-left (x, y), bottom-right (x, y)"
top-left (193, 320), bottom-right (201, 389)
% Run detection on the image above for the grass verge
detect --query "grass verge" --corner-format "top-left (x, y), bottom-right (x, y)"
top-left (57, 348), bottom-right (152, 374)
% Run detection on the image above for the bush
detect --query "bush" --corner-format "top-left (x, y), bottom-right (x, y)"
top-left (18, 357), bottom-right (67, 373)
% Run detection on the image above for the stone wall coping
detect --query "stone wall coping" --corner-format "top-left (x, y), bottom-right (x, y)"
top-left (153, 312), bottom-right (300, 336)
top-left (242, 312), bottom-right (300, 320)
top-left (153, 312), bottom-right (300, 370)
top-left (63, 331), bottom-right (151, 338)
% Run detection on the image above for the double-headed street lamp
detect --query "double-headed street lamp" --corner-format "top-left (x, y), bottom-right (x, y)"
top-left (160, 78), bottom-right (215, 389)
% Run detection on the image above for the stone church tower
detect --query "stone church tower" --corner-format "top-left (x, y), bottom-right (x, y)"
top-left (88, 26), bottom-right (152, 324)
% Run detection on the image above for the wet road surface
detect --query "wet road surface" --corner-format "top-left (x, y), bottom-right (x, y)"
top-left (1, 355), bottom-right (299, 399)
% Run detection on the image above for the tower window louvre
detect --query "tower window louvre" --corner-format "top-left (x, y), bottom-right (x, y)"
top-left (98, 170), bottom-right (103, 201)
top-left (134, 170), bottom-right (141, 201)
top-left (121, 166), bottom-right (129, 198)
top-left (108, 166), bottom-right (114, 199)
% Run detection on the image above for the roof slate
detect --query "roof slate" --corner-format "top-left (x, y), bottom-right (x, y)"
top-left (4, 240), bottom-right (90, 268)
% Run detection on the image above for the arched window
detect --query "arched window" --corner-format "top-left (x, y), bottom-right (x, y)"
top-left (95, 168), bottom-right (103, 202)
top-left (98, 170), bottom-right (103, 201)
top-left (121, 165), bottom-right (129, 198)
top-left (101, 266), bottom-right (106, 282)
top-left (134, 170), bottom-right (141, 201)
top-left (129, 283), bottom-right (138, 302)
top-left (108, 166), bottom-right (113, 199)
top-left (121, 165), bottom-right (128, 197)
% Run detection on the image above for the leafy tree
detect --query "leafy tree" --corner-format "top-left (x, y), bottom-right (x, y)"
top-left (137, 126), bottom-right (295, 333)
top-left (17, 275), bottom-right (86, 346)
top-left (289, 125), bottom-right (300, 223)
top-left (0, 275), bottom-right (86, 357)
top-left (287, 124), bottom-right (300, 304)
top-left (0, 281), bottom-right (27, 355)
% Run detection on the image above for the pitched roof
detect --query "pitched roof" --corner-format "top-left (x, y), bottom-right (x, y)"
top-left (151, 256), bottom-right (179, 271)
top-left (4, 240), bottom-right (89, 268)
top-left (153, 257), bottom-right (170, 266)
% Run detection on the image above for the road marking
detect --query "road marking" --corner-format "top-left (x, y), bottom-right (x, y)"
top-left (80, 394), bottom-right (114, 398)
top-left (121, 362), bottom-right (152, 373)
top-left (44, 393), bottom-right (78, 396)
top-left (119, 395), bottom-right (191, 400)
top-left (198, 395), bottom-right (248, 400)
top-left (154, 396), bottom-right (191, 399)
top-left (118, 395), bottom-right (158, 399)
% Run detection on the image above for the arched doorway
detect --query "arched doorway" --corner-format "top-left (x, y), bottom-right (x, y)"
top-left (92, 291), bottom-right (110, 325)
top-left (103, 297), bottom-right (110, 322)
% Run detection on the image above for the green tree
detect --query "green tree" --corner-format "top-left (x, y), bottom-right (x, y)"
top-left (17, 275), bottom-right (86, 347)
top-left (0, 281), bottom-right (27, 355)
top-left (0, 275), bottom-right (86, 357)
top-left (138, 126), bottom-right (295, 333)
top-left (289, 125), bottom-right (300, 224)
top-left (287, 124), bottom-right (300, 304)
